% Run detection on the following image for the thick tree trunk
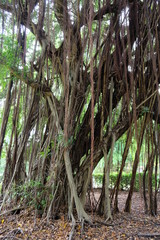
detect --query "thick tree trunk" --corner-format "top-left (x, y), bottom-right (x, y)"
top-left (79, 167), bottom-right (91, 208)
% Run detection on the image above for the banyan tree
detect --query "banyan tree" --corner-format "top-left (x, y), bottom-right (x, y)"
top-left (0, 0), bottom-right (160, 222)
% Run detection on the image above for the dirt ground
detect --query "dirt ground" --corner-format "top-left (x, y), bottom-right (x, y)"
top-left (0, 191), bottom-right (160, 239)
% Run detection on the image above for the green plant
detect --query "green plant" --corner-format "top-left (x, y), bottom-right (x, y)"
top-left (11, 180), bottom-right (49, 212)
top-left (93, 172), bottom-right (158, 191)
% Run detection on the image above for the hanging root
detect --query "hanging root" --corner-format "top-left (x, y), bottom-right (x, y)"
top-left (46, 182), bottom-right (60, 222)
top-left (105, 216), bottom-right (113, 222)
top-left (69, 214), bottom-right (76, 240)
top-left (76, 201), bottom-right (92, 224)
top-left (64, 150), bottom-right (92, 224)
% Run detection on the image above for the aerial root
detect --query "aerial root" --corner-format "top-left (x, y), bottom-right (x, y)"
top-left (69, 214), bottom-right (76, 240)
top-left (105, 216), bottom-right (113, 222)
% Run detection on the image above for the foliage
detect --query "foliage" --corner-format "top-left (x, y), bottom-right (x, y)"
top-left (93, 172), bottom-right (157, 191)
top-left (11, 181), bottom-right (50, 212)
top-left (0, 35), bottom-right (21, 70)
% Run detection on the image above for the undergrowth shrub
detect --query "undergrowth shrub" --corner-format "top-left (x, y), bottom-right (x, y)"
top-left (11, 180), bottom-right (51, 214)
top-left (93, 172), bottom-right (157, 191)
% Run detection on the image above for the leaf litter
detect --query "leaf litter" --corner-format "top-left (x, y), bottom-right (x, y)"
top-left (0, 191), bottom-right (160, 239)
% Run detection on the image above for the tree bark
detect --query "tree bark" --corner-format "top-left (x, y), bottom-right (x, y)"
top-left (112, 127), bottom-right (133, 213)
top-left (143, 162), bottom-right (149, 213)
top-left (124, 117), bottom-right (147, 213)
top-left (64, 149), bottom-right (91, 222)
top-left (0, 79), bottom-right (13, 158)
top-left (103, 133), bottom-right (115, 220)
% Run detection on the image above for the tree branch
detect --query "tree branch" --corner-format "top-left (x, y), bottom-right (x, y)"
top-left (93, 3), bottom-right (120, 21)
top-left (54, 0), bottom-right (71, 31)
top-left (0, 3), bottom-right (13, 13)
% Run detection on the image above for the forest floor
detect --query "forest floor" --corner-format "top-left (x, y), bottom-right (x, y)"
top-left (0, 191), bottom-right (160, 239)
